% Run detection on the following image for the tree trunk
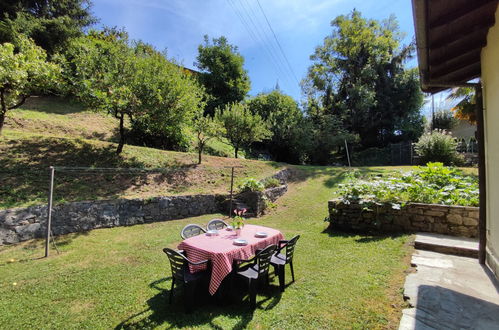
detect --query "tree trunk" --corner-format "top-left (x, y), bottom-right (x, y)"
top-left (234, 147), bottom-right (239, 158)
top-left (0, 90), bottom-right (6, 135)
top-left (0, 112), bottom-right (5, 136)
top-left (116, 113), bottom-right (126, 155)
top-left (198, 143), bottom-right (203, 164)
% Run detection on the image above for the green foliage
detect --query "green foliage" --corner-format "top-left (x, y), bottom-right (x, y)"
top-left (192, 108), bottom-right (224, 164)
top-left (196, 35), bottom-right (251, 116)
top-left (62, 32), bottom-right (204, 154)
top-left (0, 0), bottom-right (96, 55)
top-left (246, 90), bottom-right (303, 163)
top-left (61, 30), bottom-right (139, 154)
top-left (447, 87), bottom-right (476, 124)
top-left (215, 102), bottom-right (272, 158)
top-left (238, 178), bottom-right (264, 192)
top-left (415, 130), bottom-right (463, 166)
top-left (351, 147), bottom-right (391, 166)
top-left (337, 163), bottom-right (478, 207)
top-left (432, 109), bottom-right (458, 131)
top-left (303, 10), bottom-right (424, 148)
top-left (128, 44), bottom-right (205, 152)
top-left (0, 35), bottom-right (61, 134)
top-left (262, 177), bottom-right (280, 189)
top-left (303, 112), bottom-right (359, 165)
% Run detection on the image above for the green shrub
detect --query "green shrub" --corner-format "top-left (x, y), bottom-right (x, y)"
top-left (415, 130), bottom-right (464, 166)
top-left (351, 147), bottom-right (391, 166)
top-left (262, 177), bottom-right (280, 189)
top-left (337, 162), bottom-right (478, 207)
top-left (238, 178), bottom-right (264, 192)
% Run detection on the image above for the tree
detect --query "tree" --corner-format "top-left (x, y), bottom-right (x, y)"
top-left (432, 109), bottom-right (458, 131)
top-left (129, 43), bottom-right (205, 152)
top-left (62, 30), bottom-right (141, 154)
top-left (303, 10), bottom-right (424, 148)
top-left (215, 103), bottom-right (271, 158)
top-left (0, 36), bottom-right (61, 134)
top-left (192, 108), bottom-right (224, 164)
top-left (447, 87), bottom-right (476, 124)
top-left (246, 90), bottom-right (303, 162)
top-left (0, 0), bottom-right (96, 55)
top-left (195, 36), bottom-right (250, 116)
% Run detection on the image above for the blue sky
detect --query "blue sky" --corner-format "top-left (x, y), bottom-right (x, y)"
top-left (92, 0), bottom-right (426, 104)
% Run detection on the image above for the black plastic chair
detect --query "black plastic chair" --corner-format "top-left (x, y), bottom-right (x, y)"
top-left (270, 235), bottom-right (300, 292)
top-left (233, 244), bottom-right (277, 308)
top-left (207, 219), bottom-right (229, 231)
top-left (163, 248), bottom-right (209, 312)
top-left (180, 224), bottom-right (206, 240)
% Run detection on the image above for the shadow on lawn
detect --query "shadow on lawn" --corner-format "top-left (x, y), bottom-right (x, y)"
top-left (116, 277), bottom-right (282, 329)
top-left (322, 227), bottom-right (407, 243)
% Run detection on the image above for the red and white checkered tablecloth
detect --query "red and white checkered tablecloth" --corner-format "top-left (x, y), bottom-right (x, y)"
top-left (178, 224), bottom-right (284, 295)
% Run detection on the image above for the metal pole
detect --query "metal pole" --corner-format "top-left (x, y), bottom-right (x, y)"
top-left (431, 94), bottom-right (435, 132)
top-left (344, 140), bottom-right (351, 167)
top-left (45, 166), bottom-right (55, 258)
top-left (229, 167), bottom-right (235, 217)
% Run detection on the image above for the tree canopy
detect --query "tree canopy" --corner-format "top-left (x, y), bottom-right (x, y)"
top-left (196, 35), bottom-right (251, 116)
top-left (303, 10), bottom-right (424, 148)
top-left (215, 103), bottom-right (271, 158)
top-left (246, 90), bottom-right (303, 163)
top-left (0, 0), bottom-right (96, 55)
top-left (0, 35), bottom-right (61, 134)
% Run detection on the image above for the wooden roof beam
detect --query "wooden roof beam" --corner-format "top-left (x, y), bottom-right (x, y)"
top-left (429, 0), bottom-right (496, 29)
top-left (430, 40), bottom-right (486, 66)
top-left (429, 21), bottom-right (494, 49)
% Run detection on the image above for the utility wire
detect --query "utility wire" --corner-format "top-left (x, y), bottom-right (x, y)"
top-left (239, 0), bottom-right (294, 86)
top-left (256, 0), bottom-right (300, 85)
top-left (227, 0), bottom-right (290, 87)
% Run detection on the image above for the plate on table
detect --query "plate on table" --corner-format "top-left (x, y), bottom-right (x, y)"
top-left (206, 230), bottom-right (219, 236)
top-left (233, 239), bottom-right (248, 246)
top-left (255, 232), bottom-right (268, 238)
top-left (226, 225), bottom-right (233, 231)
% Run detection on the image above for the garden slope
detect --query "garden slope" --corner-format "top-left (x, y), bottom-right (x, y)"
top-left (0, 97), bottom-right (283, 209)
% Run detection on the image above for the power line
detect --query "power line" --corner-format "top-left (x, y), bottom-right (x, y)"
top-left (226, 0), bottom-right (291, 88)
top-left (239, 0), bottom-right (294, 86)
top-left (255, 0), bottom-right (300, 85)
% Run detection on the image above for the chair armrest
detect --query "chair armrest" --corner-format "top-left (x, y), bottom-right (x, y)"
top-left (188, 259), bottom-right (209, 266)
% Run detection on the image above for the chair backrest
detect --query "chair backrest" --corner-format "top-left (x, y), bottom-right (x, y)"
top-left (256, 244), bottom-right (277, 275)
top-left (207, 219), bottom-right (228, 231)
top-left (181, 224), bottom-right (206, 239)
top-left (283, 235), bottom-right (300, 263)
top-left (163, 248), bottom-right (187, 281)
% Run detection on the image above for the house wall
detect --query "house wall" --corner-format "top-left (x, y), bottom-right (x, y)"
top-left (481, 6), bottom-right (499, 279)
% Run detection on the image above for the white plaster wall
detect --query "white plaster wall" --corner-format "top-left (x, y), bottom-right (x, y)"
top-left (481, 5), bottom-right (499, 278)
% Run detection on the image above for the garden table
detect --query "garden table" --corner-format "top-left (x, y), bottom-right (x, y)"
top-left (178, 224), bottom-right (284, 295)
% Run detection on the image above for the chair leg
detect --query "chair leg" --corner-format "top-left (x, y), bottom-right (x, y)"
top-left (278, 265), bottom-right (285, 292)
top-left (290, 261), bottom-right (295, 282)
top-left (249, 279), bottom-right (257, 309)
top-left (170, 278), bottom-right (175, 304)
top-left (184, 281), bottom-right (196, 313)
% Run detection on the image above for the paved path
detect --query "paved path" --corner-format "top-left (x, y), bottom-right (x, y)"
top-left (399, 249), bottom-right (499, 329)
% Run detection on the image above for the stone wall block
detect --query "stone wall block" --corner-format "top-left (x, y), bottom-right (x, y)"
top-left (447, 214), bottom-right (463, 225)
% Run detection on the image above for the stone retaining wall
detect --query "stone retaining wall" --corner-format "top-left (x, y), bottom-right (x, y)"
top-left (0, 168), bottom-right (292, 245)
top-left (328, 200), bottom-right (479, 238)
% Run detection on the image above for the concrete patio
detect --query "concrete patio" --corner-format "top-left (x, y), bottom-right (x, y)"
top-left (400, 234), bottom-right (499, 329)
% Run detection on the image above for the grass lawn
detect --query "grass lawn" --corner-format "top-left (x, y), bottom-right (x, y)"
top-left (0, 167), bottom-right (412, 329)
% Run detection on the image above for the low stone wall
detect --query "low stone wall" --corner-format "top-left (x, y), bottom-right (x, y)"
top-left (0, 168), bottom-right (293, 245)
top-left (328, 200), bottom-right (479, 238)
top-left (0, 194), bottom-right (227, 245)
top-left (238, 185), bottom-right (288, 216)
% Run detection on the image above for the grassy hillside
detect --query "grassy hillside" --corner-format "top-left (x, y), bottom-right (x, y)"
top-left (1, 96), bottom-right (283, 209)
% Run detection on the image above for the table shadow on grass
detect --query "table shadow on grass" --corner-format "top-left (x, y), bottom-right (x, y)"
top-left (116, 276), bottom-right (282, 329)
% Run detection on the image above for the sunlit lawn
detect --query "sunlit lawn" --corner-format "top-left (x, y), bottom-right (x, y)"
top-left (0, 167), bottom-right (412, 329)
